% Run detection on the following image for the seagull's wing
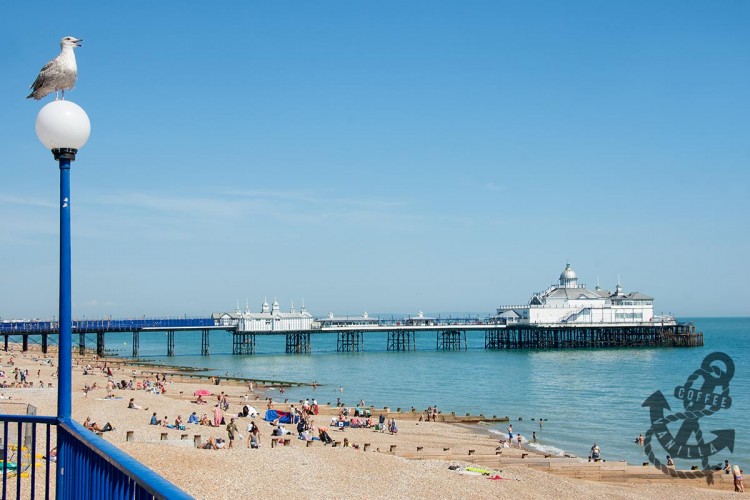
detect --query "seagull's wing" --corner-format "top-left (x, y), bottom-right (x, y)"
top-left (29, 59), bottom-right (56, 91)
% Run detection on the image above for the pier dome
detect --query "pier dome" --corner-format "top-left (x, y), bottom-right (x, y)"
top-left (559, 263), bottom-right (578, 288)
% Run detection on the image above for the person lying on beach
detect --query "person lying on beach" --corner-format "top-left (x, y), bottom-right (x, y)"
top-left (272, 424), bottom-right (290, 436)
top-left (196, 395), bottom-right (206, 404)
top-left (200, 437), bottom-right (226, 450)
top-left (83, 417), bottom-right (113, 433)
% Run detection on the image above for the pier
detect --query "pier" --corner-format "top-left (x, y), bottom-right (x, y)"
top-left (484, 322), bottom-right (703, 349)
top-left (0, 317), bottom-right (703, 357)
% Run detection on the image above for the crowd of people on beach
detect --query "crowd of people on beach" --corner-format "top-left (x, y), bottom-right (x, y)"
top-left (0, 363), bottom-right (55, 389)
top-left (70, 354), bottom-right (746, 495)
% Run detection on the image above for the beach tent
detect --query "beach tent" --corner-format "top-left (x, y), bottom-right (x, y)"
top-left (264, 409), bottom-right (292, 424)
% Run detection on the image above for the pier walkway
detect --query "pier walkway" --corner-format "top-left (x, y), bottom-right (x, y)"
top-left (0, 316), bottom-right (703, 357)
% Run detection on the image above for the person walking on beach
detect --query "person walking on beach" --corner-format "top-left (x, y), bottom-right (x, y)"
top-left (226, 417), bottom-right (238, 449)
top-left (213, 404), bottom-right (223, 427)
top-left (247, 421), bottom-right (260, 449)
top-left (734, 465), bottom-right (745, 492)
top-left (507, 424), bottom-right (513, 441)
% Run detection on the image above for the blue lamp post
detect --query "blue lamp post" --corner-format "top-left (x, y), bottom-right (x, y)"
top-left (35, 100), bottom-right (90, 489)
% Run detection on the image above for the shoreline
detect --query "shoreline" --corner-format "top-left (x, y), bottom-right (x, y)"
top-left (5, 346), bottom-right (716, 468)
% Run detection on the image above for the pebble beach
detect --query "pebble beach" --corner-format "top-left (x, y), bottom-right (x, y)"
top-left (0, 348), bottom-right (737, 499)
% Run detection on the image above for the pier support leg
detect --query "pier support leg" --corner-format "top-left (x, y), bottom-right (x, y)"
top-left (387, 331), bottom-right (415, 351)
top-left (78, 332), bottom-right (85, 355)
top-left (437, 330), bottom-right (466, 350)
top-left (337, 331), bottom-right (363, 352)
top-left (42, 333), bottom-right (48, 354)
top-left (132, 331), bottom-right (139, 358)
top-left (22, 335), bottom-right (28, 352)
top-left (96, 331), bottom-right (105, 357)
top-left (485, 329), bottom-right (503, 349)
top-left (286, 332), bottom-right (311, 354)
top-left (167, 330), bottom-right (175, 357)
top-left (3, 334), bottom-right (7, 352)
top-left (201, 329), bottom-right (210, 356)
top-left (233, 333), bottom-right (255, 355)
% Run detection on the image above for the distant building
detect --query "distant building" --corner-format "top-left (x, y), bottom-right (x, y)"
top-left (213, 299), bottom-right (314, 332)
top-left (404, 311), bottom-right (437, 326)
top-left (494, 263), bottom-right (660, 325)
top-left (317, 312), bottom-right (379, 328)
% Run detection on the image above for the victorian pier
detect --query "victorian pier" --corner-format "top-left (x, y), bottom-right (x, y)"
top-left (0, 318), bottom-right (702, 357)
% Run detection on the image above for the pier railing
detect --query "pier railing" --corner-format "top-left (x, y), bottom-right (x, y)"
top-left (0, 414), bottom-right (191, 499)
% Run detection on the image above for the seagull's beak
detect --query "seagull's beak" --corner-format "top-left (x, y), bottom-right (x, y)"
top-left (75, 39), bottom-right (83, 47)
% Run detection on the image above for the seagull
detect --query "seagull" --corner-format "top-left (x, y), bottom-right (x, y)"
top-left (27, 36), bottom-right (83, 101)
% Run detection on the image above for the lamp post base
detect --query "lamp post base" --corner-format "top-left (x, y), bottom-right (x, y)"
top-left (52, 148), bottom-right (78, 161)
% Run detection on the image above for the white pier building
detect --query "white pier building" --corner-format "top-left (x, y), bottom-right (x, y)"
top-left (494, 263), bottom-right (667, 326)
top-left (213, 299), bottom-right (314, 332)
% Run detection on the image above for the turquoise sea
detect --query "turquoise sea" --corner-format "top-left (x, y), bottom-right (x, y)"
top-left (104, 317), bottom-right (748, 469)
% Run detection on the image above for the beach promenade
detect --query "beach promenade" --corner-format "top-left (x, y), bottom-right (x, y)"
top-left (0, 348), bottom-right (737, 499)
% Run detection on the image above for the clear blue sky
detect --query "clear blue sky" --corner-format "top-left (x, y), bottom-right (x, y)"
top-left (2, 1), bottom-right (748, 319)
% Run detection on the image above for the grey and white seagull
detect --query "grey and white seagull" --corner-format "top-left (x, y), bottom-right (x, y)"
top-left (27, 36), bottom-right (83, 100)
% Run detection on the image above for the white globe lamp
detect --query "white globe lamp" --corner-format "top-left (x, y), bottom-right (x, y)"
top-left (35, 100), bottom-right (91, 158)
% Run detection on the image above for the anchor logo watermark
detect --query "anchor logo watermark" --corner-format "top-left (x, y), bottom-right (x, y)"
top-left (642, 352), bottom-right (735, 478)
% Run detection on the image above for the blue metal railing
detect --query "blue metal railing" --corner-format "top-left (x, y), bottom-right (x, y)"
top-left (0, 318), bottom-right (216, 334)
top-left (0, 414), bottom-right (192, 499)
top-left (0, 415), bottom-right (55, 500)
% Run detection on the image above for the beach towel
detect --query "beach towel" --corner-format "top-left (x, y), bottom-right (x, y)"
top-left (263, 409), bottom-right (292, 424)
